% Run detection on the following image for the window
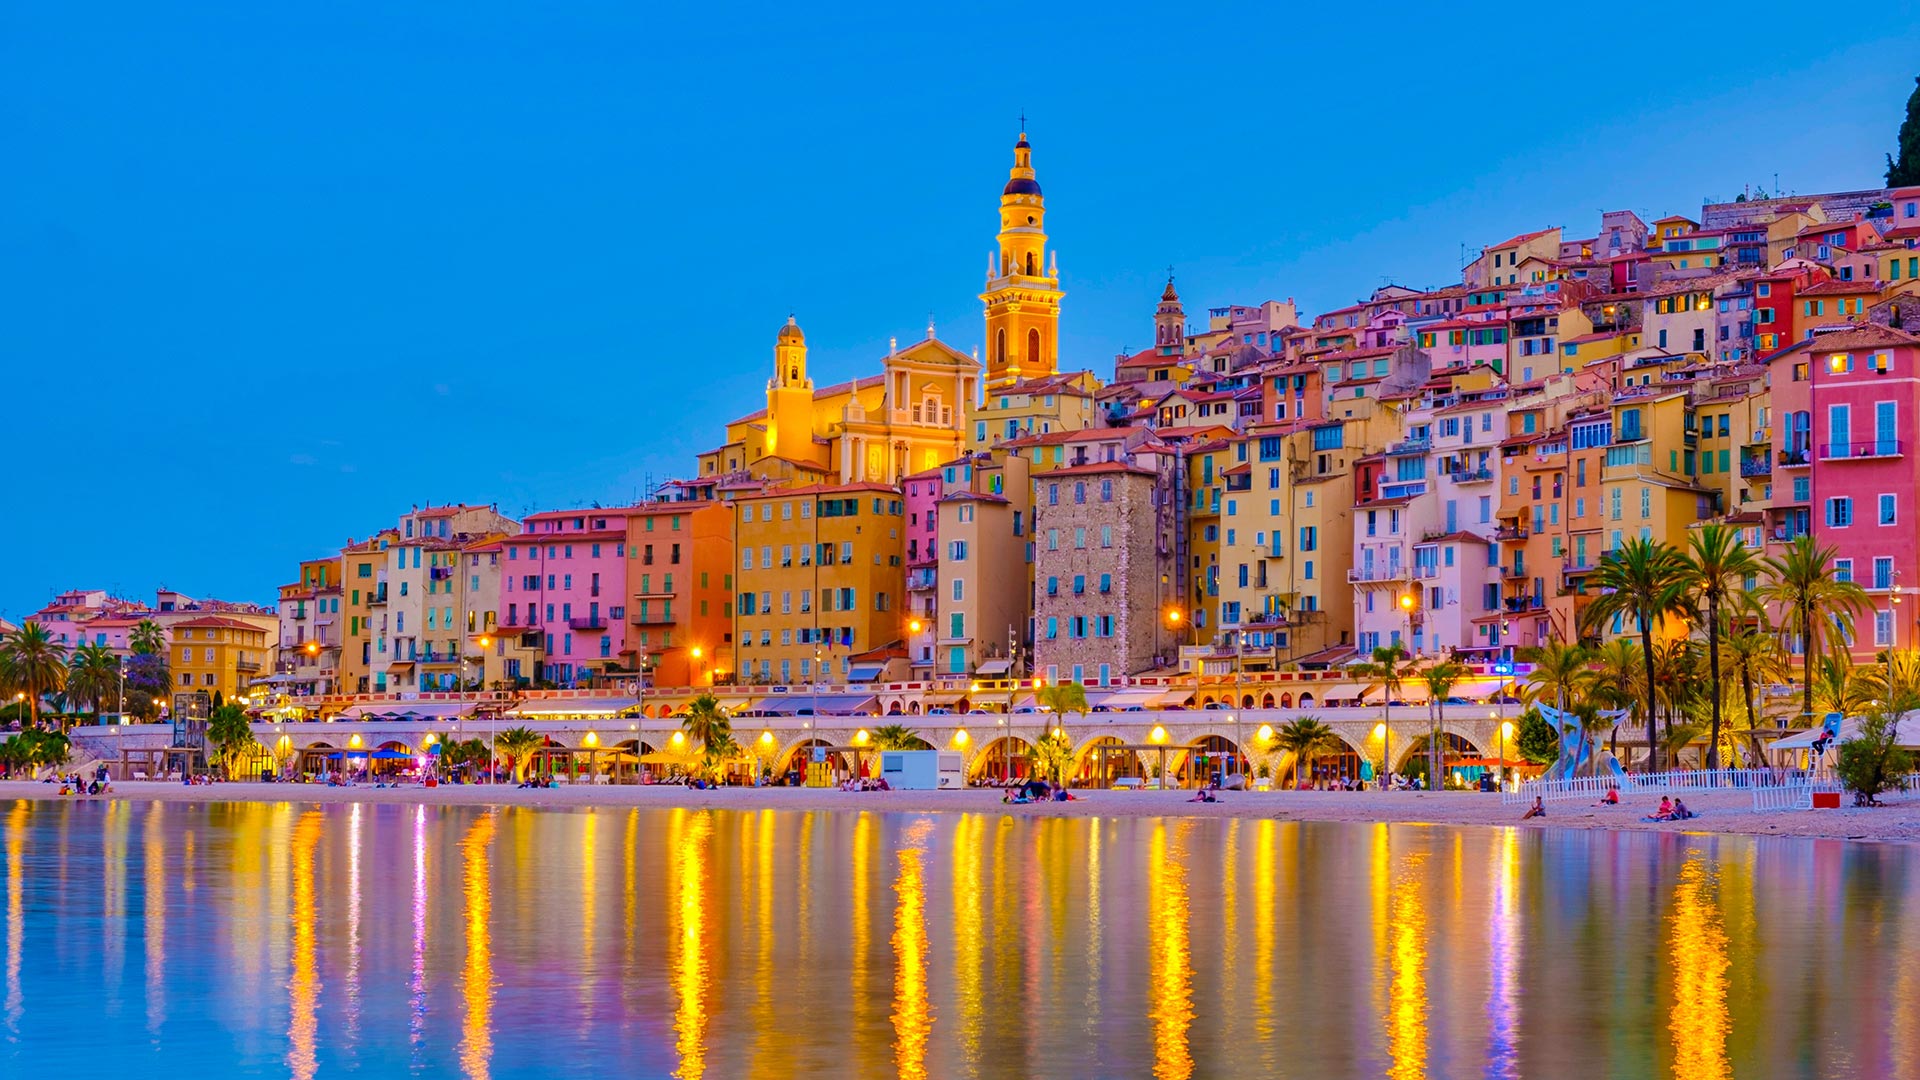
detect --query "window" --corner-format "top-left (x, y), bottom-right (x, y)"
top-left (1875, 557), bottom-right (1895, 590)
top-left (1826, 497), bottom-right (1853, 528)
top-left (1877, 609), bottom-right (1895, 647)
top-left (1882, 495), bottom-right (1899, 526)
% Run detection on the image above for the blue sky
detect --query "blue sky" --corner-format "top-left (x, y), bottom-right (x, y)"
top-left (2, 3), bottom-right (1915, 622)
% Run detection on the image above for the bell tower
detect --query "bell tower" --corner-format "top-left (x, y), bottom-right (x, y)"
top-left (765, 316), bottom-right (816, 462)
top-left (980, 128), bottom-right (1063, 388)
top-left (1155, 273), bottom-right (1184, 356)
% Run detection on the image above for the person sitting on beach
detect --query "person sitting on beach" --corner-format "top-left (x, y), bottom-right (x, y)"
top-left (1188, 789), bottom-right (1217, 803)
top-left (1598, 787), bottom-right (1619, 806)
top-left (1652, 796), bottom-right (1673, 820)
top-left (1672, 798), bottom-right (1694, 820)
top-left (1521, 796), bottom-right (1546, 820)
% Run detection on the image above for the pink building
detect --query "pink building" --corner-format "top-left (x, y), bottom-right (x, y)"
top-left (508, 508), bottom-right (641, 687)
top-left (1774, 324), bottom-right (1920, 658)
top-left (903, 465), bottom-right (945, 675)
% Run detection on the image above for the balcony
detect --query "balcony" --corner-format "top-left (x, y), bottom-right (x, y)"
top-left (1347, 566), bottom-right (1410, 583)
top-left (1447, 466), bottom-right (1494, 483)
top-left (370, 586), bottom-right (388, 605)
top-left (1502, 563), bottom-right (1527, 579)
top-left (569, 615), bottom-right (608, 632)
top-left (1386, 436), bottom-right (1433, 456)
top-left (631, 611), bottom-right (677, 626)
top-left (234, 659), bottom-right (260, 673)
top-left (1739, 456), bottom-right (1773, 478)
top-left (1413, 565), bottom-right (1441, 580)
top-left (1494, 524), bottom-right (1529, 542)
top-left (1778, 448), bottom-right (1810, 468)
top-left (1821, 440), bottom-right (1904, 461)
top-left (417, 650), bottom-right (463, 665)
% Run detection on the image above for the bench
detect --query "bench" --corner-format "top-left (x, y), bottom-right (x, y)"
top-left (1111, 777), bottom-right (1143, 791)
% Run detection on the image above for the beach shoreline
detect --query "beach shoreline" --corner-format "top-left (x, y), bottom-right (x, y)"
top-left (7, 779), bottom-right (1920, 843)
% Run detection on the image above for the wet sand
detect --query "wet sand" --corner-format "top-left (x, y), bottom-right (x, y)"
top-left (7, 779), bottom-right (1919, 843)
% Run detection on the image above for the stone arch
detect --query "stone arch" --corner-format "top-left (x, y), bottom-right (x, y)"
top-left (907, 700), bottom-right (922, 714)
top-left (887, 701), bottom-right (904, 715)
top-left (967, 736), bottom-right (1034, 782)
top-left (1296, 692), bottom-right (1314, 708)
top-left (1262, 692), bottom-right (1276, 708)
top-left (1072, 734), bottom-right (1142, 787)
top-left (775, 736), bottom-right (832, 778)
top-left (1026, 326), bottom-right (1042, 368)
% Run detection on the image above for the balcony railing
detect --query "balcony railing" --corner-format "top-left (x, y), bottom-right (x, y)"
top-left (568, 615), bottom-right (608, 631)
top-left (1739, 456), bottom-right (1773, 477)
top-left (631, 611), bottom-right (677, 626)
top-left (1494, 524), bottom-right (1529, 542)
top-left (1502, 564), bottom-right (1527, 579)
top-left (1778, 448), bottom-right (1811, 467)
top-left (1413, 565), bottom-right (1441, 579)
top-left (1820, 440), bottom-right (1904, 460)
top-left (417, 650), bottom-right (463, 665)
top-left (1347, 566), bottom-right (1410, 583)
top-left (1447, 466), bottom-right (1494, 483)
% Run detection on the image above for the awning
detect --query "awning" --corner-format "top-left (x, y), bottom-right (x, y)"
top-left (921, 690), bottom-right (970, 706)
top-left (974, 659), bottom-right (1013, 676)
top-left (386, 658), bottom-right (416, 668)
top-left (1292, 682), bottom-right (1365, 703)
top-left (1089, 687), bottom-right (1161, 709)
top-left (1439, 678), bottom-right (1515, 702)
top-left (334, 702), bottom-right (478, 722)
top-left (748, 693), bottom-right (878, 716)
top-left (846, 663), bottom-right (887, 683)
top-left (506, 696), bottom-right (639, 717)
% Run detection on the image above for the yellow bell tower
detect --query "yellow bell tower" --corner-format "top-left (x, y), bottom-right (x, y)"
top-left (980, 129), bottom-right (1063, 388)
top-left (765, 316), bottom-right (817, 463)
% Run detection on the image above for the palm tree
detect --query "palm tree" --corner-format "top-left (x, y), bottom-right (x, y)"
top-left (1035, 680), bottom-right (1089, 779)
top-left (1274, 717), bottom-right (1338, 789)
top-left (1522, 640), bottom-right (1593, 712)
top-left (871, 723), bottom-right (928, 751)
top-left (680, 692), bottom-right (733, 753)
top-left (1352, 641), bottom-right (1411, 784)
top-left (0, 622), bottom-right (69, 730)
top-left (129, 619), bottom-right (165, 655)
top-left (494, 726), bottom-right (545, 783)
top-left (1758, 536), bottom-right (1869, 723)
top-left (1579, 537), bottom-right (1690, 772)
top-left (65, 642), bottom-right (119, 724)
top-left (207, 702), bottom-right (257, 779)
top-left (1680, 523), bottom-right (1765, 769)
top-left (1419, 661), bottom-right (1468, 786)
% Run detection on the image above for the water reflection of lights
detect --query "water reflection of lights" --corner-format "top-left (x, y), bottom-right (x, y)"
top-left (410, 804), bottom-right (429, 1057)
top-left (891, 818), bottom-right (935, 1080)
top-left (1669, 852), bottom-right (1732, 1080)
top-left (460, 812), bottom-right (497, 1080)
top-left (5, 804), bottom-right (27, 1036)
top-left (1484, 828), bottom-right (1520, 1079)
top-left (145, 805), bottom-right (167, 1037)
top-left (347, 802), bottom-right (363, 1047)
top-left (1148, 820), bottom-right (1194, 1080)
top-left (1254, 818), bottom-right (1275, 1054)
top-left (953, 814), bottom-right (986, 1075)
top-left (672, 808), bottom-right (713, 1079)
top-left (287, 811), bottom-right (323, 1080)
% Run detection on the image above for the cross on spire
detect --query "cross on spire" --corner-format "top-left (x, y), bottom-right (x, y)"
top-left (1018, 109), bottom-right (1026, 131)
top-left (1166, 264), bottom-right (1175, 281)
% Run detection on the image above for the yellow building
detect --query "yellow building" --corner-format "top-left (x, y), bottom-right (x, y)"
top-left (967, 370), bottom-right (1102, 452)
top-left (171, 616), bottom-right (273, 711)
top-left (700, 321), bottom-right (981, 487)
top-left (1594, 392), bottom-right (1713, 641)
top-left (981, 130), bottom-right (1062, 388)
top-left (1182, 436), bottom-right (1229, 639)
top-left (732, 482), bottom-right (906, 685)
top-left (337, 533), bottom-right (392, 695)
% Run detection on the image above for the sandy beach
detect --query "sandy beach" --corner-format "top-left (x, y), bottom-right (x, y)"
top-left (8, 778), bottom-right (1920, 843)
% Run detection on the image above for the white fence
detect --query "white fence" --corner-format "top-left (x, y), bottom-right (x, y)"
top-left (1503, 768), bottom-right (1812, 806)
top-left (1751, 781), bottom-right (1842, 812)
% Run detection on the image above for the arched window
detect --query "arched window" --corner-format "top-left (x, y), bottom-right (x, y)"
top-left (1027, 328), bottom-right (1042, 369)
top-left (1025, 251), bottom-right (1037, 275)
top-left (788, 367), bottom-right (798, 382)
top-left (995, 329), bottom-right (1007, 367)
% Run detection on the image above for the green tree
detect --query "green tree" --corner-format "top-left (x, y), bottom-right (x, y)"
top-left (1419, 661), bottom-right (1468, 786)
top-left (1352, 641), bottom-right (1411, 783)
top-left (65, 642), bottom-right (120, 723)
top-left (494, 726), bottom-right (545, 783)
top-left (1724, 627), bottom-right (1785, 762)
top-left (1273, 717), bottom-right (1339, 789)
top-left (680, 692), bottom-right (733, 755)
top-left (1027, 730), bottom-right (1073, 784)
top-left (871, 724), bottom-right (928, 751)
top-left (129, 619), bottom-right (165, 656)
top-left (207, 703), bottom-right (258, 778)
top-left (1759, 536), bottom-right (1869, 724)
top-left (1580, 537), bottom-right (1690, 772)
top-left (0, 622), bottom-right (69, 730)
top-left (1682, 523), bottom-right (1765, 769)
top-left (1515, 708), bottom-right (1559, 766)
top-left (1835, 711), bottom-right (1914, 805)
top-left (1887, 75), bottom-right (1920, 187)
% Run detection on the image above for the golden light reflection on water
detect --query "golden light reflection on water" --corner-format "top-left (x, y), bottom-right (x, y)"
top-left (1669, 852), bottom-right (1732, 1080)
top-left (953, 813), bottom-right (986, 1075)
top-left (1147, 819), bottom-right (1194, 1080)
top-left (1253, 818), bottom-right (1275, 1057)
top-left (346, 802), bottom-right (363, 1049)
top-left (578, 807), bottom-right (597, 1030)
top-left (1386, 847), bottom-right (1430, 1080)
top-left (1484, 828), bottom-right (1520, 1079)
top-left (286, 810), bottom-right (322, 1080)
top-left (751, 809), bottom-right (776, 1070)
top-left (851, 810), bottom-right (873, 1053)
top-left (459, 812), bottom-right (497, 1080)
top-left (671, 808), bottom-right (713, 1080)
top-left (891, 818), bottom-right (935, 1080)
top-left (409, 804), bottom-right (429, 1058)
top-left (5, 803), bottom-right (26, 1037)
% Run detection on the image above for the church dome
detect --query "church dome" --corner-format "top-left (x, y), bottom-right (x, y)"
top-left (777, 316), bottom-right (804, 342)
top-left (1003, 177), bottom-right (1042, 196)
